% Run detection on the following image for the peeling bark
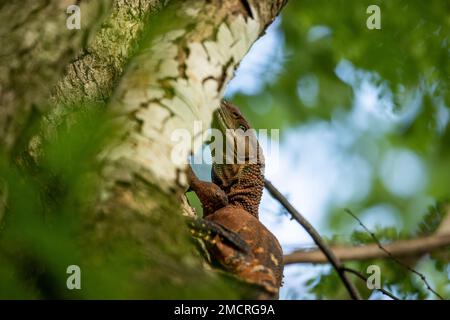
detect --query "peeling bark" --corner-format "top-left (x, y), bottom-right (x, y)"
top-left (0, 0), bottom-right (112, 155)
top-left (103, 0), bottom-right (287, 196)
top-left (82, 0), bottom-right (286, 297)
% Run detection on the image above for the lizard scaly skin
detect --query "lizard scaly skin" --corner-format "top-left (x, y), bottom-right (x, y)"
top-left (187, 101), bottom-right (284, 299)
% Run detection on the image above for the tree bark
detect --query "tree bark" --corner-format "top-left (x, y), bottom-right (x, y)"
top-left (0, 0), bottom-right (287, 298)
top-left (45, 0), bottom-right (168, 129)
top-left (0, 0), bottom-right (112, 155)
top-left (284, 234), bottom-right (450, 264)
top-left (89, 0), bottom-right (287, 297)
top-left (103, 0), bottom-right (287, 193)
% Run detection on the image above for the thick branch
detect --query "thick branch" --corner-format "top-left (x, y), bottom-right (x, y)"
top-left (284, 234), bottom-right (450, 264)
top-left (264, 179), bottom-right (362, 300)
top-left (48, 0), bottom-right (167, 118)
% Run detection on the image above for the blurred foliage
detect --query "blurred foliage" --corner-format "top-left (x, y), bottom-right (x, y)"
top-left (0, 107), bottom-right (244, 299)
top-left (228, 0), bottom-right (449, 299)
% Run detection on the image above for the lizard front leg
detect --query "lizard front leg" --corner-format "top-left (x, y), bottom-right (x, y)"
top-left (186, 164), bottom-right (228, 217)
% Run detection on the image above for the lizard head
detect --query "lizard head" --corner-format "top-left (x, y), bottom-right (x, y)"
top-left (211, 100), bottom-right (264, 166)
top-left (210, 100), bottom-right (265, 218)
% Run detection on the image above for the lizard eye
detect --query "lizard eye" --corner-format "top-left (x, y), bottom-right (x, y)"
top-left (238, 124), bottom-right (247, 132)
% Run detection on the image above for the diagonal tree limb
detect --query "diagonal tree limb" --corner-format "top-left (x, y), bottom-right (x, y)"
top-left (264, 179), bottom-right (362, 300)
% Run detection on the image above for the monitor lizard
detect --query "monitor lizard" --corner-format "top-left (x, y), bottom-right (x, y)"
top-left (186, 100), bottom-right (284, 299)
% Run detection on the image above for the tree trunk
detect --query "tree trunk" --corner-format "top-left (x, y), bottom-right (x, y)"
top-left (0, 0), bottom-right (286, 298)
top-left (0, 0), bottom-right (112, 155)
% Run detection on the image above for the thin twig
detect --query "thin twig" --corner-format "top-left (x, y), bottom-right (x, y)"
top-left (341, 267), bottom-right (400, 300)
top-left (345, 208), bottom-right (445, 300)
top-left (265, 179), bottom-right (362, 300)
